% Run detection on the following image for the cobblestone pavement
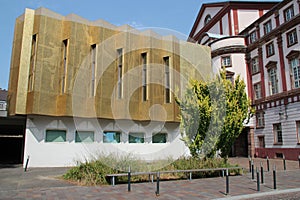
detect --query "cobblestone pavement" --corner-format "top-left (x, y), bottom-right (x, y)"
top-left (0, 158), bottom-right (299, 199)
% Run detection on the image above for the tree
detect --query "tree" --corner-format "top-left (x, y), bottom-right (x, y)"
top-left (176, 70), bottom-right (253, 159)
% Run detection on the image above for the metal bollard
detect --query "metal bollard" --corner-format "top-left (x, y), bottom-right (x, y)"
top-left (251, 161), bottom-right (254, 180)
top-left (156, 172), bottom-right (160, 196)
top-left (283, 155), bottom-right (286, 171)
top-left (298, 155), bottom-right (300, 169)
top-left (189, 172), bottom-right (192, 181)
top-left (256, 167), bottom-right (260, 191)
top-left (260, 162), bottom-right (264, 184)
top-left (128, 166), bottom-right (131, 192)
top-left (226, 169), bottom-right (229, 194)
top-left (249, 157), bottom-right (252, 173)
top-left (267, 156), bottom-right (270, 172)
top-left (273, 165), bottom-right (277, 190)
top-left (24, 155), bottom-right (30, 172)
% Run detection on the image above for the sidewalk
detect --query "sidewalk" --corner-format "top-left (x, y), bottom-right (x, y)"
top-left (0, 158), bottom-right (299, 199)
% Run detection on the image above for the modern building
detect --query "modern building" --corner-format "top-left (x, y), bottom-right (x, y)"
top-left (8, 8), bottom-right (211, 167)
top-left (189, 0), bottom-right (300, 160)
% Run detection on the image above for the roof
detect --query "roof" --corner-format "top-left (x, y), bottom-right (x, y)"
top-left (189, 0), bottom-right (279, 41)
top-left (0, 89), bottom-right (8, 101)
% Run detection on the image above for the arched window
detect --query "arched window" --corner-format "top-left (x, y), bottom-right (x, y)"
top-left (204, 15), bottom-right (211, 25)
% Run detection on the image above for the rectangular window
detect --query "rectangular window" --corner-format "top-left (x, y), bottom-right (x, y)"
top-left (296, 121), bottom-right (300, 143)
top-left (0, 102), bottom-right (5, 111)
top-left (286, 29), bottom-right (298, 47)
top-left (45, 130), bottom-right (66, 142)
top-left (284, 5), bottom-right (294, 22)
top-left (249, 31), bottom-right (257, 43)
top-left (152, 133), bottom-right (167, 143)
top-left (256, 111), bottom-right (265, 128)
top-left (91, 44), bottom-right (96, 96)
top-left (75, 131), bottom-right (94, 143)
top-left (268, 67), bottom-right (278, 95)
top-left (258, 136), bottom-right (265, 148)
top-left (62, 39), bottom-right (68, 94)
top-left (28, 34), bottom-right (37, 92)
top-left (221, 56), bottom-right (231, 67)
top-left (164, 56), bottom-right (171, 103)
top-left (117, 48), bottom-right (123, 99)
top-left (291, 58), bottom-right (300, 88)
top-left (254, 83), bottom-right (262, 99)
top-left (141, 53), bottom-right (147, 101)
top-left (129, 132), bottom-right (144, 143)
top-left (266, 42), bottom-right (275, 57)
top-left (103, 131), bottom-right (121, 143)
top-left (263, 20), bottom-right (272, 35)
top-left (273, 123), bottom-right (283, 144)
top-left (251, 57), bottom-right (259, 74)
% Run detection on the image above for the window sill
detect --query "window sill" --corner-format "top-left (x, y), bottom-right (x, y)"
top-left (273, 142), bottom-right (283, 145)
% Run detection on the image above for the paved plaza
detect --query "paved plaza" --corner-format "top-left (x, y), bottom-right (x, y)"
top-left (0, 158), bottom-right (299, 199)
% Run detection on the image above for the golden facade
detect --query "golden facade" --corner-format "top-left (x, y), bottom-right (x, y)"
top-left (8, 8), bottom-right (211, 122)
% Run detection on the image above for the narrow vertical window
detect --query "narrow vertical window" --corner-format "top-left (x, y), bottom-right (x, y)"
top-left (91, 44), bottom-right (96, 97)
top-left (164, 56), bottom-right (171, 103)
top-left (273, 123), bottom-right (283, 144)
top-left (117, 48), bottom-right (123, 99)
top-left (62, 39), bottom-right (68, 94)
top-left (284, 6), bottom-right (294, 22)
top-left (296, 121), bottom-right (300, 143)
top-left (28, 34), bottom-right (37, 92)
top-left (268, 67), bottom-right (278, 95)
top-left (141, 53), bottom-right (147, 101)
top-left (254, 83), bottom-right (262, 99)
top-left (251, 57), bottom-right (259, 74)
top-left (290, 58), bottom-right (300, 88)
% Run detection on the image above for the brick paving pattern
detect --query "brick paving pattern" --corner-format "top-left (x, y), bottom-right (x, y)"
top-left (0, 158), bottom-right (299, 199)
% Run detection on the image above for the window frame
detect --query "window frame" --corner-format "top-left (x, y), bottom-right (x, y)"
top-left (251, 57), bottom-right (260, 74)
top-left (268, 67), bottom-right (278, 95)
top-left (117, 48), bottom-right (123, 99)
top-left (164, 56), bottom-right (171, 103)
top-left (256, 111), bottom-right (265, 128)
top-left (258, 136), bottom-right (265, 148)
top-left (263, 20), bottom-right (272, 35)
top-left (103, 131), bottom-right (121, 143)
top-left (253, 82), bottom-right (262, 100)
top-left (141, 52), bottom-right (148, 101)
top-left (45, 130), bottom-right (67, 143)
top-left (286, 29), bottom-right (298, 47)
top-left (273, 123), bottom-right (283, 144)
top-left (266, 42), bottom-right (275, 57)
top-left (152, 133), bottom-right (167, 143)
top-left (75, 131), bottom-right (95, 143)
top-left (129, 132), bottom-right (145, 144)
top-left (290, 58), bottom-right (300, 89)
top-left (296, 121), bottom-right (300, 144)
top-left (221, 56), bottom-right (231, 67)
top-left (284, 5), bottom-right (294, 22)
top-left (249, 31), bottom-right (257, 44)
top-left (204, 15), bottom-right (211, 25)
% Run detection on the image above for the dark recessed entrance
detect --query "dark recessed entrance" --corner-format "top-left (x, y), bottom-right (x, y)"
top-left (0, 116), bottom-right (26, 164)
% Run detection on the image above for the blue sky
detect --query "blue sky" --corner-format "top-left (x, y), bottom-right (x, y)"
top-left (0, 0), bottom-right (211, 89)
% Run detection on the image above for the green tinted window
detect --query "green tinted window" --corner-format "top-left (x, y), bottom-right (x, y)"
top-left (75, 131), bottom-right (94, 143)
top-left (152, 133), bottom-right (167, 143)
top-left (45, 130), bottom-right (66, 142)
top-left (129, 132), bottom-right (144, 143)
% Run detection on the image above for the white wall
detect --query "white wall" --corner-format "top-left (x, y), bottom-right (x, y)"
top-left (255, 101), bottom-right (300, 148)
top-left (238, 10), bottom-right (260, 32)
top-left (23, 116), bottom-right (189, 167)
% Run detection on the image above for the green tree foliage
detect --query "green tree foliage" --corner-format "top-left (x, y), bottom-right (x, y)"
top-left (176, 70), bottom-right (253, 159)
